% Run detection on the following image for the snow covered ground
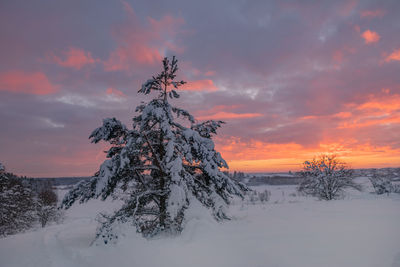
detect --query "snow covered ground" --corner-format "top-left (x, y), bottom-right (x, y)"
top-left (1, 177), bottom-right (400, 267)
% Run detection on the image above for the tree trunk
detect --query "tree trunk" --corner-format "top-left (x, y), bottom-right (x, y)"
top-left (159, 176), bottom-right (166, 228)
top-left (158, 131), bottom-right (167, 229)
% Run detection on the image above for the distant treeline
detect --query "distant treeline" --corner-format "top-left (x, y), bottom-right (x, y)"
top-left (32, 174), bottom-right (304, 187)
top-left (26, 167), bottom-right (400, 188)
top-left (247, 175), bottom-right (303, 186)
top-left (29, 177), bottom-right (90, 186)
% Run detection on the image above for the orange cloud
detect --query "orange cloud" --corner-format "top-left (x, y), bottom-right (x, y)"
top-left (181, 79), bottom-right (218, 92)
top-left (48, 47), bottom-right (96, 70)
top-left (336, 93), bottom-right (400, 129)
top-left (197, 111), bottom-right (262, 120)
top-left (196, 104), bottom-right (262, 121)
top-left (299, 93), bottom-right (400, 129)
top-left (357, 94), bottom-right (400, 112)
top-left (106, 87), bottom-right (126, 97)
top-left (104, 2), bottom-right (184, 71)
top-left (361, 30), bottom-right (380, 44)
top-left (0, 71), bottom-right (57, 95)
top-left (296, 93), bottom-right (400, 131)
top-left (338, 116), bottom-right (400, 129)
top-left (215, 137), bottom-right (400, 172)
top-left (384, 48), bottom-right (400, 62)
top-left (333, 112), bottom-right (352, 118)
top-left (360, 9), bottom-right (385, 18)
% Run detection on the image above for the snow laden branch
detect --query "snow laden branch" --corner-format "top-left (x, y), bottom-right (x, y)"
top-left (62, 56), bottom-right (247, 243)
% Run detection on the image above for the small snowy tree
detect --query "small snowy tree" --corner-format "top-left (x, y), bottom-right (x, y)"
top-left (0, 171), bottom-right (36, 236)
top-left (62, 57), bottom-right (247, 242)
top-left (35, 181), bottom-right (61, 227)
top-left (298, 155), bottom-right (361, 200)
top-left (369, 168), bottom-right (400, 195)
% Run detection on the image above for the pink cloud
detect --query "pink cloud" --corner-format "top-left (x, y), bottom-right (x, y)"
top-left (197, 111), bottom-right (262, 120)
top-left (0, 71), bottom-right (57, 95)
top-left (333, 112), bottom-right (352, 119)
top-left (360, 9), bottom-right (385, 18)
top-left (332, 50), bottom-right (344, 63)
top-left (384, 48), bottom-right (400, 62)
top-left (104, 2), bottom-right (184, 72)
top-left (204, 70), bottom-right (216, 76)
top-left (106, 87), bottom-right (126, 97)
top-left (361, 30), bottom-right (380, 44)
top-left (181, 79), bottom-right (219, 92)
top-left (48, 47), bottom-right (96, 70)
top-left (338, 0), bottom-right (358, 17)
top-left (331, 47), bottom-right (356, 64)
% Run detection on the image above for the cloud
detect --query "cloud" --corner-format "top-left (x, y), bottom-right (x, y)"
top-left (40, 117), bottom-right (65, 128)
top-left (361, 30), bottom-right (380, 44)
top-left (196, 105), bottom-right (263, 120)
top-left (336, 93), bottom-right (400, 129)
top-left (55, 94), bottom-right (95, 108)
top-left (360, 9), bottom-right (385, 18)
top-left (0, 71), bottom-right (57, 95)
top-left (47, 47), bottom-right (97, 70)
top-left (215, 136), bottom-right (400, 172)
top-left (290, 92), bottom-right (400, 134)
top-left (106, 87), bottom-right (126, 97)
top-left (384, 48), bottom-right (400, 62)
top-left (204, 71), bottom-right (216, 76)
top-left (197, 111), bottom-right (262, 120)
top-left (332, 112), bottom-right (352, 118)
top-left (357, 94), bottom-right (400, 112)
top-left (181, 79), bottom-right (219, 92)
top-left (103, 2), bottom-right (184, 72)
top-left (2, 0), bottom-right (400, 176)
top-left (104, 87), bottom-right (127, 103)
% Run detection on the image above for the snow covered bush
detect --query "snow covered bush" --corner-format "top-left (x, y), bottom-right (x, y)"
top-left (62, 57), bottom-right (247, 242)
top-left (369, 169), bottom-right (400, 195)
top-left (0, 171), bottom-right (36, 237)
top-left (298, 155), bottom-right (361, 200)
top-left (35, 182), bottom-right (63, 227)
top-left (258, 189), bottom-right (271, 203)
top-left (246, 189), bottom-right (270, 204)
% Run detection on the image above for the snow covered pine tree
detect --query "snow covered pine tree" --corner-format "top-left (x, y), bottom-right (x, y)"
top-left (0, 167), bottom-right (36, 236)
top-left (62, 57), bottom-right (247, 243)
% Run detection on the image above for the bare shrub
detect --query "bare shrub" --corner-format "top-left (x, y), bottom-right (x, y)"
top-left (298, 155), bottom-right (361, 200)
top-left (247, 189), bottom-right (270, 204)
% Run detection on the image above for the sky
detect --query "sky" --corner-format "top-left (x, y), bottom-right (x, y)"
top-left (0, 0), bottom-right (399, 177)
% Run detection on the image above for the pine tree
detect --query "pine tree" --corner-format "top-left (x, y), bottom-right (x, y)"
top-left (62, 57), bottom-right (247, 242)
top-left (0, 171), bottom-right (36, 236)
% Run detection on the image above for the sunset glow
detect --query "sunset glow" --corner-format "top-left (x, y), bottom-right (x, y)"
top-left (0, 1), bottom-right (399, 177)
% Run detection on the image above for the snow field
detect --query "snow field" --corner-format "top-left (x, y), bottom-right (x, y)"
top-left (1, 179), bottom-right (400, 267)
